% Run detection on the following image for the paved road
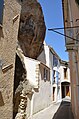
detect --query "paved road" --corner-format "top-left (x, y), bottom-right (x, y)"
top-left (29, 102), bottom-right (60, 119)
top-left (53, 101), bottom-right (74, 119)
top-left (29, 97), bottom-right (74, 119)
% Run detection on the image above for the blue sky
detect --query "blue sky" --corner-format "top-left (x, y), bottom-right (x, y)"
top-left (0, 0), bottom-right (4, 24)
top-left (38, 0), bottom-right (68, 61)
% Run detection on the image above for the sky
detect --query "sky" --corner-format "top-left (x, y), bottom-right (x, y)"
top-left (38, 0), bottom-right (69, 61)
top-left (0, 0), bottom-right (4, 24)
top-left (0, 0), bottom-right (68, 61)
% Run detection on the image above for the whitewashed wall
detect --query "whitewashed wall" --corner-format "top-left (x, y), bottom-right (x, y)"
top-left (24, 56), bottom-right (40, 88)
top-left (24, 56), bottom-right (51, 116)
top-left (59, 65), bottom-right (70, 83)
top-left (33, 80), bottom-right (51, 114)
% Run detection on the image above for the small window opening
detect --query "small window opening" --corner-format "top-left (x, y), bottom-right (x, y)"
top-left (44, 68), bottom-right (48, 81)
top-left (0, 0), bottom-right (4, 25)
top-left (64, 68), bottom-right (67, 79)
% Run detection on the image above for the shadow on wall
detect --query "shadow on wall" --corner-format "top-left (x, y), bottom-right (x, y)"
top-left (0, 91), bottom-right (4, 106)
top-left (0, 28), bottom-right (4, 38)
top-left (13, 54), bottom-right (27, 119)
top-left (52, 101), bottom-right (74, 119)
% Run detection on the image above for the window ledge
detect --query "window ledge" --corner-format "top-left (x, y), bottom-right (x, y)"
top-left (0, 24), bottom-right (3, 29)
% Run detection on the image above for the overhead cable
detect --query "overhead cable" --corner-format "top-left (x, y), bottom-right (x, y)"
top-left (48, 29), bottom-right (79, 42)
top-left (49, 26), bottom-right (79, 30)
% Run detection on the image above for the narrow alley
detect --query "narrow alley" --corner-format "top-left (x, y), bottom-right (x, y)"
top-left (29, 97), bottom-right (74, 119)
top-left (53, 100), bottom-right (74, 119)
top-left (28, 102), bottom-right (60, 119)
top-left (0, 0), bottom-right (79, 119)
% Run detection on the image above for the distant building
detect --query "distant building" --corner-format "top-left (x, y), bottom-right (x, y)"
top-left (38, 42), bottom-right (71, 102)
top-left (0, 0), bottom-right (21, 119)
top-left (59, 60), bottom-right (71, 99)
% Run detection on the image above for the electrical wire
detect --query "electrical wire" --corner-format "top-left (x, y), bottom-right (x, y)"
top-left (48, 26), bottom-right (79, 30)
top-left (48, 28), bottom-right (79, 42)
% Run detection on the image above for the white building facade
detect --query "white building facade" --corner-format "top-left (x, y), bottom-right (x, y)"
top-left (59, 60), bottom-right (71, 99)
top-left (23, 56), bottom-right (51, 118)
top-left (38, 42), bottom-right (71, 102)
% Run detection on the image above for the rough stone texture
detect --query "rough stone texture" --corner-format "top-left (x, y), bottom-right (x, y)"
top-left (18, 0), bottom-right (46, 59)
top-left (13, 53), bottom-right (26, 118)
top-left (13, 0), bottom-right (46, 118)
top-left (0, 0), bottom-right (46, 118)
top-left (13, 48), bottom-right (32, 119)
top-left (0, 0), bottom-right (21, 119)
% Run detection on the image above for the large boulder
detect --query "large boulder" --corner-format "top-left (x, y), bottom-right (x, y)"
top-left (18, 0), bottom-right (46, 59)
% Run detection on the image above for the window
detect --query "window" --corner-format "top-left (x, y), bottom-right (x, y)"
top-left (53, 70), bottom-right (55, 79)
top-left (53, 70), bottom-right (57, 83)
top-left (64, 68), bottom-right (67, 79)
top-left (58, 72), bottom-right (60, 79)
top-left (44, 68), bottom-right (48, 81)
top-left (53, 55), bottom-right (58, 67)
top-left (0, 0), bottom-right (4, 24)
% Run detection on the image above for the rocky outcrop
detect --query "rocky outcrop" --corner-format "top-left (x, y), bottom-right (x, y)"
top-left (13, 48), bottom-right (32, 119)
top-left (18, 0), bottom-right (46, 59)
top-left (13, 0), bottom-right (46, 118)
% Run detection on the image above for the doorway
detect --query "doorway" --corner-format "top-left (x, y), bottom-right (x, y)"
top-left (61, 83), bottom-right (70, 98)
top-left (53, 87), bottom-right (56, 101)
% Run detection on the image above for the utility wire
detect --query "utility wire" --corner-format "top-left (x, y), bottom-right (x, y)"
top-left (48, 29), bottom-right (79, 42)
top-left (48, 26), bottom-right (79, 30)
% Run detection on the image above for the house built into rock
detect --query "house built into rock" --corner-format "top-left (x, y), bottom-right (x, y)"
top-left (0, 0), bottom-right (46, 119)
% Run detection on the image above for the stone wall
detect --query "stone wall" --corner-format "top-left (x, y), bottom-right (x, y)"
top-left (0, 0), bottom-right (46, 118)
top-left (0, 0), bottom-right (21, 119)
top-left (13, 0), bottom-right (46, 118)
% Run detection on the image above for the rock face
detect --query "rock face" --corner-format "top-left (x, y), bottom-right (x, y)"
top-left (13, 50), bottom-right (32, 119)
top-left (13, 1), bottom-right (46, 118)
top-left (18, 0), bottom-right (46, 59)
